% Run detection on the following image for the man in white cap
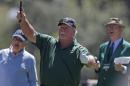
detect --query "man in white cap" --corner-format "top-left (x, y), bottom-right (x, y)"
top-left (0, 29), bottom-right (38, 86)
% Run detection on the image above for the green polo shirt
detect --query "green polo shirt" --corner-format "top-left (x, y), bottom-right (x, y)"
top-left (35, 33), bottom-right (89, 86)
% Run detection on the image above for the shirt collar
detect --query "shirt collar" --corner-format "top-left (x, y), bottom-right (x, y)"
top-left (110, 37), bottom-right (123, 53)
top-left (57, 39), bottom-right (76, 50)
top-left (111, 37), bottom-right (123, 46)
top-left (9, 47), bottom-right (25, 57)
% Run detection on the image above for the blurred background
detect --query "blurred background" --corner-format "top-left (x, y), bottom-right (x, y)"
top-left (0, 0), bottom-right (130, 86)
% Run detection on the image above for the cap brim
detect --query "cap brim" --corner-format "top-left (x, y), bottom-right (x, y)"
top-left (58, 22), bottom-right (76, 28)
top-left (12, 35), bottom-right (26, 42)
top-left (106, 23), bottom-right (125, 28)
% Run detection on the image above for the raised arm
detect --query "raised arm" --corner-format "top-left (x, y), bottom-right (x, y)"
top-left (17, 10), bottom-right (37, 43)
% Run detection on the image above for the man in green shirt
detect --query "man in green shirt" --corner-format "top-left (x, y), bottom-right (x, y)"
top-left (94, 18), bottom-right (130, 86)
top-left (17, 10), bottom-right (96, 86)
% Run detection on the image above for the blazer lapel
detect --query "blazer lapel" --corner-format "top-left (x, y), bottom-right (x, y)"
top-left (111, 39), bottom-right (124, 60)
top-left (104, 41), bottom-right (111, 63)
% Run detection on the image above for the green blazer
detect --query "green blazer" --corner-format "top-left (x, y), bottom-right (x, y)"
top-left (97, 39), bottom-right (130, 86)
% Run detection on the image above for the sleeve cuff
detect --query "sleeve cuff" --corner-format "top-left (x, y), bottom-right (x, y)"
top-left (122, 66), bottom-right (127, 74)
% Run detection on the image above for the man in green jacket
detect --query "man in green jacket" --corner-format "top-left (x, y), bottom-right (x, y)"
top-left (94, 18), bottom-right (130, 86)
top-left (17, 9), bottom-right (97, 86)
